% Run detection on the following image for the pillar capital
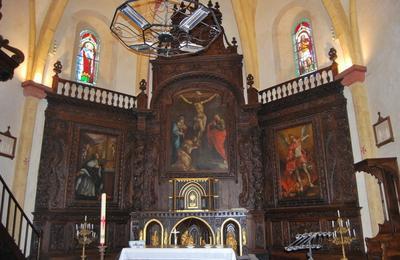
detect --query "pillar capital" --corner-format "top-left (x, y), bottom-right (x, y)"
top-left (21, 80), bottom-right (49, 99)
top-left (335, 64), bottom-right (367, 86)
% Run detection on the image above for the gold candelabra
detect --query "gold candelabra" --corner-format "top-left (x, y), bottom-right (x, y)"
top-left (330, 210), bottom-right (356, 260)
top-left (76, 216), bottom-right (96, 260)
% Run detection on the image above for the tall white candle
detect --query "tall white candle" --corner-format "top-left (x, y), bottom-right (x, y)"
top-left (100, 193), bottom-right (106, 245)
top-left (337, 209), bottom-right (341, 218)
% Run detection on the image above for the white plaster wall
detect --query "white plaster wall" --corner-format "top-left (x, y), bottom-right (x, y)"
top-left (0, 0), bottom-right (29, 187)
top-left (42, 0), bottom-right (137, 95)
top-left (358, 0), bottom-right (400, 163)
top-left (256, 0), bottom-right (344, 88)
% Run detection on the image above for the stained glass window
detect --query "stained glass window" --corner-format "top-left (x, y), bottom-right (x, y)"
top-left (292, 19), bottom-right (317, 76)
top-left (76, 30), bottom-right (100, 85)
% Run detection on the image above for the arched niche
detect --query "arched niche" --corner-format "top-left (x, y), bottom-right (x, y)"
top-left (221, 218), bottom-right (242, 256)
top-left (179, 181), bottom-right (207, 210)
top-left (169, 216), bottom-right (215, 246)
top-left (143, 219), bottom-right (164, 247)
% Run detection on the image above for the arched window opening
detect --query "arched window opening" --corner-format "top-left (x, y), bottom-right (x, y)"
top-left (292, 19), bottom-right (317, 76)
top-left (76, 30), bottom-right (100, 85)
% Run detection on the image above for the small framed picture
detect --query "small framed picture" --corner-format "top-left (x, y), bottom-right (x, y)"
top-left (373, 113), bottom-right (394, 148)
top-left (0, 126), bottom-right (17, 159)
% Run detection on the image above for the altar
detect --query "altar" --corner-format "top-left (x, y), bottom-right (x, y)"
top-left (119, 247), bottom-right (237, 260)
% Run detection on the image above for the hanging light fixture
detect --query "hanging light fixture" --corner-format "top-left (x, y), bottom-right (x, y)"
top-left (110, 0), bottom-right (222, 58)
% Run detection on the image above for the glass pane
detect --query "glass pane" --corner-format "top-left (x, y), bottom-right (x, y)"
top-left (293, 19), bottom-right (317, 76)
top-left (76, 30), bottom-right (100, 85)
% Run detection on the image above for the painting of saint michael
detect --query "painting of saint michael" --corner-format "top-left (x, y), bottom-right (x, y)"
top-left (169, 90), bottom-right (228, 173)
top-left (277, 123), bottom-right (320, 199)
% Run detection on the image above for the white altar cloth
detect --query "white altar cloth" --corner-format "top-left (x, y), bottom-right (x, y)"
top-left (119, 247), bottom-right (237, 260)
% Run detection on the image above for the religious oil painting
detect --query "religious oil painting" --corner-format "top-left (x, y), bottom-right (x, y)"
top-left (74, 131), bottom-right (117, 200)
top-left (276, 123), bottom-right (320, 199)
top-left (168, 90), bottom-right (228, 174)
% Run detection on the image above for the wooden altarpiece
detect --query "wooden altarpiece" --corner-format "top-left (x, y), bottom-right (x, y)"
top-left (33, 3), bottom-right (264, 258)
top-left (132, 4), bottom-right (265, 254)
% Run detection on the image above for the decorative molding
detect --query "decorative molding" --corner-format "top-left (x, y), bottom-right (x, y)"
top-left (335, 64), bottom-right (367, 86)
top-left (21, 80), bottom-right (49, 99)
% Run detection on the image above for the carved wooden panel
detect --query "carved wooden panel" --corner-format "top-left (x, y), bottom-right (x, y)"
top-left (259, 82), bottom-right (364, 258)
top-left (34, 95), bottom-right (151, 258)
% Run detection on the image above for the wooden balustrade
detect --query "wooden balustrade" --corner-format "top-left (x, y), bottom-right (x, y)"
top-left (51, 61), bottom-right (139, 110)
top-left (258, 66), bottom-right (335, 104)
top-left (258, 48), bottom-right (339, 104)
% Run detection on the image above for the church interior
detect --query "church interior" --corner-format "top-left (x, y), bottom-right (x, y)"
top-left (0, 0), bottom-right (399, 259)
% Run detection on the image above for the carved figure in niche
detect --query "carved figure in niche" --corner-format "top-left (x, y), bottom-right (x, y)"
top-left (151, 230), bottom-right (160, 247)
top-left (207, 113), bottom-right (227, 166)
top-left (278, 124), bottom-right (318, 198)
top-left (75, 153), bottom-right (103, 199)
top-left (164, 230), bottom-right (169, 246)
top-left (242, 228), bottom-right (247, 246)
top-left (172, 115), bottom-right (187, 163)
top-left (200, 236), bottom-right (206, 246)
top-left (216, 228), bottom-right (221, 245)
top-left (180, 92), bottom-right (217, 146)
top-left (181, 230), bottom-right (194, 246)
top-left (226, 231), bottom-right (237, 251)
top-left (139, 229), bottom-right (144, 240)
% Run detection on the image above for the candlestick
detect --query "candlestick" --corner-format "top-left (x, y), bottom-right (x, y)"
top-left (100, 193), bottom-right (106, 245)
top-left (329, 213), bottom-right (355, 260)
top-left (76, 216), bottom-right (96, 260)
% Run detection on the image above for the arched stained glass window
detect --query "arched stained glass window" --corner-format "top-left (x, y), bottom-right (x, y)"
top-left (76, 30), bottom-right (100, 85)
top-left (292, 19), bottom-right (317, 76)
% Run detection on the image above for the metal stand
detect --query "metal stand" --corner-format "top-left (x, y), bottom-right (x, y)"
top-left (285, 231), bottom-right (331, 260)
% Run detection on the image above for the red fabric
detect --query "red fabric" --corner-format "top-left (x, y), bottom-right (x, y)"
top-left (207, 124), bottom-right (227, 161)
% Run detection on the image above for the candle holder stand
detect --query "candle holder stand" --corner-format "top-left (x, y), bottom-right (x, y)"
top-left (76, 216), bottom-right (96, 260)
top-left (98, 244), bottom-right (107, 260)
top-left (329, 212), bottom-right (356, 260)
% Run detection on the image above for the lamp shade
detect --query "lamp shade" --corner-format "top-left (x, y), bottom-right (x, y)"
top-left (110, 0), bottom-right (222, 58)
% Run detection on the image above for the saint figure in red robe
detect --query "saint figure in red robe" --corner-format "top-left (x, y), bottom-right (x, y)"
top-left (207, 114), bottom-right (227, 163)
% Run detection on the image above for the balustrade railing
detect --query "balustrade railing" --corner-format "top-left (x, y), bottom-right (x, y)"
top-left (51, 61), bottom-right (138, 110)
top-left (257, 48), bottom-right (339, 105)
top-left (0, 174), bottom-right (40, 259)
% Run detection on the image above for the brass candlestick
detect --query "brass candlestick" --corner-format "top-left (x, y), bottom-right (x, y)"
top-left (76, 216), bottom-right (96, 260)
top-left (330, 210), bottom-right (356, 260)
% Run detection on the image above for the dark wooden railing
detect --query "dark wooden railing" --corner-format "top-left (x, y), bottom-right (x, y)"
top-left (0, 174), bottom-right (41, 259)
top-left (51, 61), bottom-right (143, 110)
top-left (257, 48), bottom-right (339, 105)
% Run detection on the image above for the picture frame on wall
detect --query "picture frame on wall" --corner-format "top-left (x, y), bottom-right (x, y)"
top-left (165, 89), bottom-right (233, 178)
top-left (275, 121), bottom-right (324, 204)
top-left (0, 126), bottom-right (17, 159)
top-left (373, 112), bottom-right (394, 148)
top-left (66, 124), bottom-right (121, 208)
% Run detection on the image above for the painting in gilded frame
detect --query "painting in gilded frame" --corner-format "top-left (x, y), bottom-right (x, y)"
top-left (167, 90), bottom-right (228, 174)
top-left (74, 131), bottom-right (117, 200)
top-left (276, 123), bottom-right (320, 199)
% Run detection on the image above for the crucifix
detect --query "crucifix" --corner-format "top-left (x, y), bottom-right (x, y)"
top-left (171, 228), bottom-right (180, 247)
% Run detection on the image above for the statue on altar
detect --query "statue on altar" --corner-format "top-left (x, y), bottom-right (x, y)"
top-left (181, 230), bottom-right (194, 246)
top-left (139, 229), bottom-right (144, 240)
top-left (151, 230), bottom-right (160, 247)
top-left (226, 231), bottom-right (237, 251)
top-left (164, 230), bottom-right (169, 246)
